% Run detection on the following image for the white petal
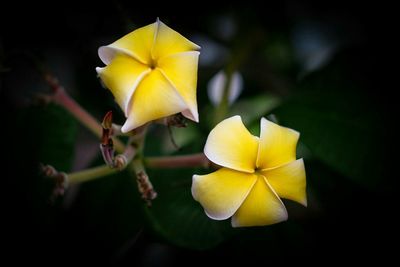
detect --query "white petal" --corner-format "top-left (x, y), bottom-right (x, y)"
top-left (207, 70), bottom-right (243, 106)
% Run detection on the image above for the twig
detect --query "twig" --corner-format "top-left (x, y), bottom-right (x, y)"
top-left (145, 153), bottom-right (210, 169)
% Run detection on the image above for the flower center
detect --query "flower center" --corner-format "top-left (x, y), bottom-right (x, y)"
top-left (254, 167), bottom-right (264, 175)
top-left (149, 58), bottom-right (157, 70)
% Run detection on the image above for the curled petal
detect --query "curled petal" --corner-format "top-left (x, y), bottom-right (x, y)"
top-left (152, 19), bottom-right (200, 60)
top-left (256, 118), bottom-right (299, 169)
top-left (98, 22), bottom-right (156, 65)
top-left (158, 51), bottom-right (200, 122)
top-left (262, 159), bottom-right (307, 206)
top-left (121, 69), bottom-right (186, 132)
top-left (96, 54), bottom-right (150, 116)
top-left (204, 116), bottom-right (259, 173)
top-left (232, 176), bottom-right (288, 227)
top-left (192, 168), bottom-right (257, 220)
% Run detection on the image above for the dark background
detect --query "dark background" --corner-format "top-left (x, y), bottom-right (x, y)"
top-left (2, 1), bottom-right (396, 265)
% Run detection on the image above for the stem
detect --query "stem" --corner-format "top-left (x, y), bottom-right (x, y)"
top-left (66, 129), bottom-right (143, 186)
top-left (53, 87), bottom-right (100, 139)
top-left (213, 29), bottom-right (264, 126)
top-left (67, 165), bottom-right (118, 185)
top-left (131, 158), bottom-right (146, 174)
top-left (44, 74), bottom-right (125, 153)
top-left (131, 158), bottom-right (157, 205)
top-left (145, 153), bottom-right (210, 169)
top-left (113, 142), bottom-right (137, 169)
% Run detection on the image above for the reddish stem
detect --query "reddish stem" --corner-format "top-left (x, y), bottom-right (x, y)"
top-left (145, 153), bottom-right (210, 169)
top-left (44, 74), bottom-right (125, 153)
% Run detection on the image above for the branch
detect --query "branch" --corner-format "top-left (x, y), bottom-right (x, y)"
top-left (67, 164), bottom-right (119, 185)
top-left (145, 153), bottom-right (210, 169)
top-left (42, 73), bottom-right (125, 153)
top-left (131, 158), bottom-right (157, 206)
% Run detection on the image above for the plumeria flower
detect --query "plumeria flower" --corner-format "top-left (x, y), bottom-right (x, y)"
top-left (96, 19), bottom-right (200, 132)
top-left (207, 70), bottom-right (243, 106)
top-left (192, 116), bottom-right (306, 227)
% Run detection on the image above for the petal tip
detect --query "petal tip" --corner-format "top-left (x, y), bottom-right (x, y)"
top-left (192, 110), bottom-right (199, 122)
top-left (261, 117), bottom-right (300, 137)
top-left (193, 43), bottom-right (201, 51)
top-left (260, 116), bottom-right (267, 124)
top-left (231, 219), bottom-right (240, 228)
top-left (181, 109), bottom-right (199, 123)
top-left (95, 67), bottom-right (103, 75)
top-left (221, 115), bottom-right (242, 124)
top-left (282, 211), bottom-right (289, 222)
top-left (275, 208), bottom-right (289, 225)
top-left (204, 209), bottom-right (229, 221)
top-left (232, 115), bottom-right (242, 120)
top-left (98, 46), bottom-right (113, 65)
top-left (231, 217), bottom-right (245, 228)
top-left (260, 116), bottom-right (273, 127)
top-left (121, 120), bottom-right (135, 133)
top-left (191, 175), bottom-right (200, 200)
top-left (121, 118), bottom-right (146, 132)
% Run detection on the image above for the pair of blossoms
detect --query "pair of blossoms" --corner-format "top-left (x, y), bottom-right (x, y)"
top-left (96, 19), bottom-right (306, 227)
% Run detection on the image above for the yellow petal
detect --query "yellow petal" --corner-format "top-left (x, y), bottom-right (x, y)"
top-left (262, 159), bottom-right (307, 206)
top-left (192, 168), bottom-right (257, 220)
top-left (256, 118), bottom-right (300, 169)
top-left (96, 54), bottom-right (150, 115)
top-left (152, 19), bottom-right (200, 60)
top-left (204, 116), bottom-right (259, 173)
top-left (158, 51), bottom-right (200, 122)
top-left (231, 176), bottom-right (288, 227)
top-left (98, 22), bottom-right (156, 65)
top-left (121, 69), bottom-right (186, 132)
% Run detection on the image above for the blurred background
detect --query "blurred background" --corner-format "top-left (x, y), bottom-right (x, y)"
top-left (1, 1), bottom-right (396, 265)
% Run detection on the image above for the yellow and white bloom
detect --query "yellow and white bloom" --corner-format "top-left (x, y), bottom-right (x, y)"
top-left (192, 116), bottom-right (306, 227)
top-left (96, 19), bottom-right (200, 132)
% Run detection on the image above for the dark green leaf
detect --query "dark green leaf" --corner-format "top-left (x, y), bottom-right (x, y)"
top-left (71, 168), bottom-right (145, 253)
top-left (273, 86), bottom-right (386, 188)
top-left (228, 94), bottom-right (281, 125)
top-left (16, 103), bottom-right (78, 171)
top-left (144, 168), bottom-right (233, 250)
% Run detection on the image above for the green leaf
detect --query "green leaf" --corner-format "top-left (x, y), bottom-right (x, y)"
top-left (12, 103), bottom-right (79, 234)
top-left (72, 168), bottom-right (145, 252)
top-left (16, 103), bottom-right (78, 171)
top-left (162, 123), bottom-right (202, 153)
top-left (201, 94), bottom-right (280, 132)
top-left (273, 87), bottom-right (385, 188)
top-left (141, 127), bottom-right (232, 249)
top-left (144, 167), bottom-right (233, 250)
top-left (228, 94), bottom-right (281, 125)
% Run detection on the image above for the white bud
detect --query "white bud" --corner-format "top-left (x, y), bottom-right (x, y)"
top-left (207, 70), bottom-right (243, 106)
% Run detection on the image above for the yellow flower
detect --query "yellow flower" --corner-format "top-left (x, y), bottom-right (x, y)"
top-left (96, 19), bottom-right (200, 132)
top-left (192, 116), bottom-right (307, 227)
